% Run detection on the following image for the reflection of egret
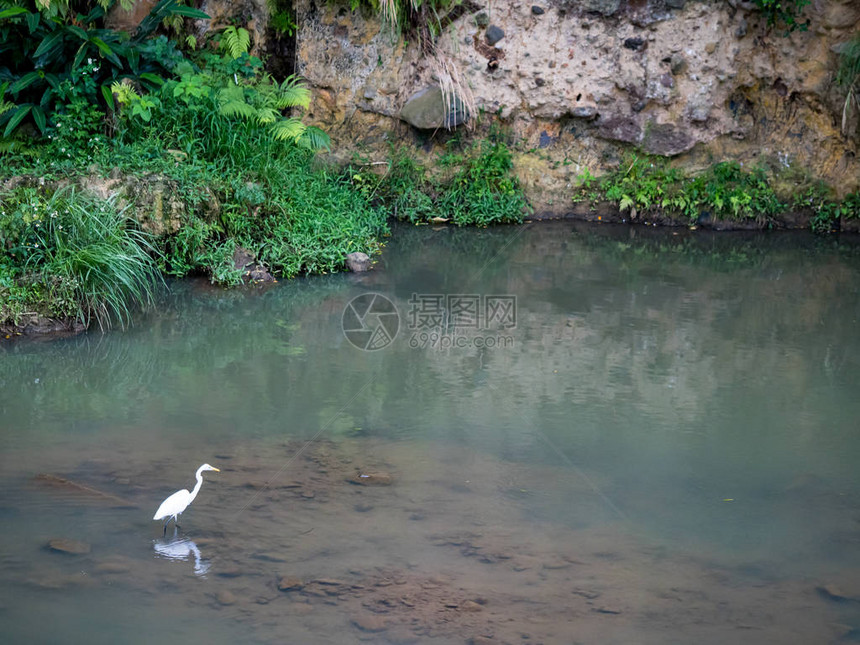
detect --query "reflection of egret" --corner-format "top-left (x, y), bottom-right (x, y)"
top-left (153, 533), bottom-right (211, 576)
top-left (153, 464), bottom-right (220, 534)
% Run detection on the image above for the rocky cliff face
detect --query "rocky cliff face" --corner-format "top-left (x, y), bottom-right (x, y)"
top-left (293, 0), bottom-right (858, 213)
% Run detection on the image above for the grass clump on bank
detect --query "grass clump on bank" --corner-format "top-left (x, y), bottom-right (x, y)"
top-left (0, 187), bottom-right (160, 329)
top-left (575, 155), bottom-right (860, 230)
top-left (360, 135), bottom-right (530, 227)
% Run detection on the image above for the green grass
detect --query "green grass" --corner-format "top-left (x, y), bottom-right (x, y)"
top-left (577, 156), bottom-right (784, 224)
top-left (0, 187), bottom-right (161, 329)
top-left (574, 154), bottom-right (860, 231)
top-left (362, 137), bottom-right (529, 227)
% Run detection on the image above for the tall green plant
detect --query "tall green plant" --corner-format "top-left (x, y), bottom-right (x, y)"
top-left (0, 0), bottom-right (207, 139)
top-left (1, 186), bottom-right (161, 328)
top-left (151, 48), bottom-right (330, 151)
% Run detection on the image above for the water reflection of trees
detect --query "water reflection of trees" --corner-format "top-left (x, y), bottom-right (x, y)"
top-left (373, 222), bottom-right (860, 475)
top-left (2, 222), bottom-right (859, 482)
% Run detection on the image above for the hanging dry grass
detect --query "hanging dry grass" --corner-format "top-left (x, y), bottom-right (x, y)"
top-left (430, 53), bottom-right (476, 130)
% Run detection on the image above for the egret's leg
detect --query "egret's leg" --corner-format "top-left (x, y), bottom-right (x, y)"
top-left (175, 513), bottom-right (181, 530)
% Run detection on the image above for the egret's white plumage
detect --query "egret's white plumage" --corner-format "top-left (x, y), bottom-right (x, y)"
top-left (153, 463), bottom-right (219, 532)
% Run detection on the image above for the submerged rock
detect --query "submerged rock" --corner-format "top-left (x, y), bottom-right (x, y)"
top-left (461, 600), bottom-right (484, 612)
top-left (817, 583), bottom-right (860, 602)
top-left (33, 473), bottom-right (137, 508)
top-left (278, 576), bottom-right (304, 591)
top-left (46, 538), bottom-right (91, 555)
top-left (352, 614), bottom-right (388, 632)
top-left (216, 590), bottom-right (237, 605)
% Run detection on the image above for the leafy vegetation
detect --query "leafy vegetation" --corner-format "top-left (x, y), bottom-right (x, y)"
top-left (0, 187), bottom-right (160, 329)
top-left (575, 156), bottom-right (783, 224)
top-left (341, 0), bottom-right (464, 38)
top-left (0, 0), bottom-right (206, 139)
top-left (751, 0), bottom-right (810, 35)
top-left (574, 155), bottom-right (858, 232)
top-left (361, 136), bottom-right (529, 227)
top-left (0, 0), bottom-right (375, 332)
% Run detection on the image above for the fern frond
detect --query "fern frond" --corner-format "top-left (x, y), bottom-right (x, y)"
top-left (276, 76), bottom-right (311, 110)
top-left (222, 26), bottom-right (251, 60)
top-left (297, 126), bottom-right (331, 151)
top-left (256, 106), bottom-right (279, 124)
top-left (217, 85), bottom-right (257, 119)
top-left (111, 80), bottom-right (141, 106)
top-left (0, 138), bottom-right (20, 155)
top-left (219, 100), bottom-right (257, 119)
top-left (270, 117), bottom-right (307, 142)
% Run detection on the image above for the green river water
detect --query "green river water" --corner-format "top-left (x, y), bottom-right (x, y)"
top-left (1, 221), bottom-right (859, 644)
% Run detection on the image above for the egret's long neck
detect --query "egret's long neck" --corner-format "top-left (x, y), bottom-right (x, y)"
top-left (188, 467), bottom-right (205, 503)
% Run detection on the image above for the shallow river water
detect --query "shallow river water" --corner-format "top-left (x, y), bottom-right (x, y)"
top-left (1, 221), bottom-right (860, 644)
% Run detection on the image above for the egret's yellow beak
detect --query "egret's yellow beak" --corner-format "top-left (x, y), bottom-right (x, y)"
top-left (212, 467), bottom-right (221, 472)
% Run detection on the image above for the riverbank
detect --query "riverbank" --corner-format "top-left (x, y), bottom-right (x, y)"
top-left (3, 145), bottom-right (860, 340)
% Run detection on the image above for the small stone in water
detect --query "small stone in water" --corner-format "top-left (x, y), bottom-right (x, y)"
top-left (278, 576), bottom-right (304, 591)
top-left (216, 590), bottom-right (236, 605)
top-left (46, 538), bottom-right (91, 555)
top-left (352, 614), bottom-right (388, 632)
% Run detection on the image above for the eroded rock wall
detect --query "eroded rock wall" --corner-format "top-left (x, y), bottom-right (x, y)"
top-left (295, 0), bottom-right (859, 213)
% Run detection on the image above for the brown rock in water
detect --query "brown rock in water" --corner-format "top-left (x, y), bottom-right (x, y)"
top-left (351, 614), bottom-right (388, 632)
top-left (278, 576), bottom-right (304, 591)
top-left (349, 472), bottom-right (392, 486)
top-left (313, 578), bottom-right (346, 586)
top-left (461, 600), bottom-right (484, 612)
top-left (216, 590), bottom-right (237, 605)
top-left (818, 584), bottom-right (860, 602)
top-left (34, 473), bottom-right (137, 508)
top-left (46, 538), bottom-right (91, 555)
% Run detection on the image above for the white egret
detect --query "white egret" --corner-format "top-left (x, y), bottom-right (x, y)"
top-left (153, 464), bottom-right (220, 533)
